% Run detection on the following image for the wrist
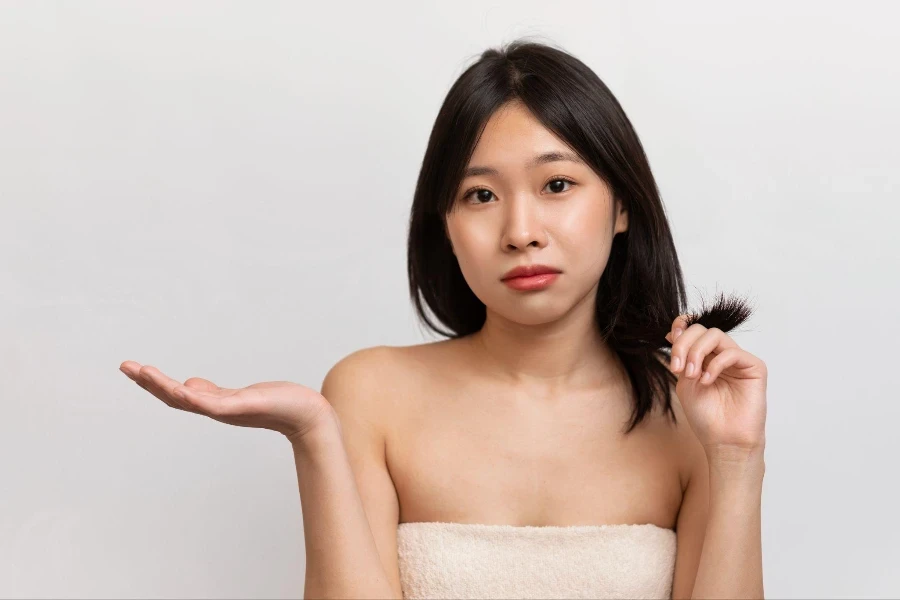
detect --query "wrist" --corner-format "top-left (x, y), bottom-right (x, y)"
top-left (705, 440), bottom-right (765, 464)
top-left (705, 443), bottom-right (766, 486)
top-left (287, 408), bottom-right (341, 450)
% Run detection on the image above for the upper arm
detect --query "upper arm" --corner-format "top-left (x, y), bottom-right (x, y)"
top-left (320, 346), bottom-right (403, 600)
top-left (669, 390), bottom-right (711, 600)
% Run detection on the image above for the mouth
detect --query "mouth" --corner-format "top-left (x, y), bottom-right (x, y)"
top-left (501, 264), bottom-right (562, 281)
top-left (502, 272), bottom-right (560, 291)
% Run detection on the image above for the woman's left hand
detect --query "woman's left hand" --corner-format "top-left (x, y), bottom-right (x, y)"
top-left (665, 315), bottom-right (768, 459)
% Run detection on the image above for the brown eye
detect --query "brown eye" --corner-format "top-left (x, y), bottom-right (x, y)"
top-left (463, 188), bottom-right (495, 204)
top-left (545, 178), bottom-right (576, 194)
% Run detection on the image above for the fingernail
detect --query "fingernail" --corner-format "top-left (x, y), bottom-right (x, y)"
top-left (672, 356), bottom-right (681, 371)
top-left (674, 328), bottom-right (683, 340)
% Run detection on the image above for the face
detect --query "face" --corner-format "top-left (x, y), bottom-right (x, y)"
top-left (445, 100), bottom-right (628, 326)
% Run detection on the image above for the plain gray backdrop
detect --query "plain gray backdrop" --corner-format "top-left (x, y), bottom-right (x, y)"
top-left (1, 1), bottom-right (897, 598)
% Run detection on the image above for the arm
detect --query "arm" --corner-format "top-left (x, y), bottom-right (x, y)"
top-left (293, 347), bottom-right (403, 600)
top-left (663, 317), bottom-right (768, 599)
top-left (671, 439), bottom-right (765, 599)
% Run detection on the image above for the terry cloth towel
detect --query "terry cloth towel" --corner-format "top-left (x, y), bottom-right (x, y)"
top-left (396, 521), bottom-right (676, 599)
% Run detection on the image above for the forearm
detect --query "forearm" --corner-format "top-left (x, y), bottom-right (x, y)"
top-left (291, 413), bottom-right (399, 600)
top-left (691, 447), bottom-right (765, 599)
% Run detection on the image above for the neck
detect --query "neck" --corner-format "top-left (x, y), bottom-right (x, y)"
top-left (466, 296), bottom-right (623, 395)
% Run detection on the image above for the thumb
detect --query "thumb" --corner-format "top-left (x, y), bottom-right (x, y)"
top-left (183, 377), bottom-right (220, 392)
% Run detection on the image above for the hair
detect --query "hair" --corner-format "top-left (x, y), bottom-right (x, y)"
top-left (406, 38), bottom-right (755, 433)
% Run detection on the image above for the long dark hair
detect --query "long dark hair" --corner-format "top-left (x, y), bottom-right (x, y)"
top-left (407, 38), bottom-right (754, 433)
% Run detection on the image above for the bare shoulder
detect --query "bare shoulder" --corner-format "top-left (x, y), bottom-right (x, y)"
top-left (320, 342), bottom-right (446, 425)
top-left (668, 385), bottom-right (708, 480)
top-left (654, 353), bottom-right (708, 491)
top-left (320, 345), bottom-right (401, 421)
top-left (321, 345), bottom-right (399, 391)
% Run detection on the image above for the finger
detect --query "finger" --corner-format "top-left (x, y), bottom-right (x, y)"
top-left (699, 347), bottom-right (764, 385)
top-left (137, 366), bottom-right (202, 414)
top-left (135, 376), bottom-right (191, 412)
top-left (120, 361), bottom-right (142, 379)
top-left (121, 362), bottom-right (202, 414)
top-left (173, 385), bottom-right (245, 418)
top-left (683, 328), bottom-right (741, 380)
top-left (183, 377), bottom-right (221, 393)
top-left (669, 323), bottom-right (707, 375)
top-left (669, 314), bottom-right (691, 340)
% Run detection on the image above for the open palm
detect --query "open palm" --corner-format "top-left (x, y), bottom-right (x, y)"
top-left (119, 361), bottom-right (334, 442)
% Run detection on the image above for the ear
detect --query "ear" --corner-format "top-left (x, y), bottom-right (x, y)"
top-left (614, 199), bottom-right (629, 234)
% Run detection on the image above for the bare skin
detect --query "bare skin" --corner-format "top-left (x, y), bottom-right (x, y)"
top-left (378, 99), bottom-right (699, 531)
top-left (383, 337), bottom-right (690, 530)
top-left (320, 336), bottom-right (708, 600)
top-left (317, 99), bottom-right (715, 598)
top-left (119, 336), bottom-right (706, 600)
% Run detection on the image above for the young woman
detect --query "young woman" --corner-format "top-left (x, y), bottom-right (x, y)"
top-left (119, 39), bottom-right (767, 599)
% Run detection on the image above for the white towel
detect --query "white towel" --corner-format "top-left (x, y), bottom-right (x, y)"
top-left (397, 521), bottom-right (676, 599)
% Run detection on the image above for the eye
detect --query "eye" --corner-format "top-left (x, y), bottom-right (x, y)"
top-left (461, 177), bottom-right (577, 205)
top-left (463, 187), bottom-right (497, 204)
top-left (544, 177), bottom-right (576, 194)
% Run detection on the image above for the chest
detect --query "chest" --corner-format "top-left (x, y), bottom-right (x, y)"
top-left (384, 382), bottom-right (685, 528)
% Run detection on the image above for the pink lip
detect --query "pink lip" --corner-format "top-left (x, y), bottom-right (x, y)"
top-left (502, 272), bottom-right (560, 291)
top-left (501, 264), bottom-right (562, 280)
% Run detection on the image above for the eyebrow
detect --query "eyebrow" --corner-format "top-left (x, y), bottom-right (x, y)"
top-left (463, 150), bottom-right (585, 179)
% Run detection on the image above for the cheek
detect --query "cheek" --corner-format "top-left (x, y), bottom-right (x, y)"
top-left (447, 221), bottom-right (492, 279)
top-left (555, 207), bottom-right (613, 275)
top-left (455, 245), bottom-right (491, 283)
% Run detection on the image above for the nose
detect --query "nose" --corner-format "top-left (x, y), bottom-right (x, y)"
top-left (500, 194), bottom-right (548, 251)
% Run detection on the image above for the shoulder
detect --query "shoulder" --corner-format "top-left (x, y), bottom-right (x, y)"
top-left (320, 342), bottom-right (439, 428)
top-left (320, 342), bottom-right (443, 392)
top-left (652, 353), bottom-right (707, 491)
top-left (667, 385), bottom-right (708, 491)
top-left (320, 345), bottom-right (401, 415)
top-left (321, 345), bottom-right (398, 391)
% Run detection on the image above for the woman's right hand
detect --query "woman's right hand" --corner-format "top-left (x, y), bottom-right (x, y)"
top-left (119, 360), bottom-right (336, 444)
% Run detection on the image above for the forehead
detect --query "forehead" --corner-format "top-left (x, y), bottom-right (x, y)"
top-left (469, 102), bottom-right (570, 162)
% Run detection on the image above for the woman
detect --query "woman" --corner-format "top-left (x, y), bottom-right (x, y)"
top-left (119, 39), bottom-right (767, 599)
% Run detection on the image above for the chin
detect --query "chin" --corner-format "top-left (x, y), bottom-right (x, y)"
top-left (489, 299), bottom-right (572, 326)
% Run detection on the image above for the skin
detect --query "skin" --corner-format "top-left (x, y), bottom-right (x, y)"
top-left (378, 99), bottom-right (763, 597)
top-left (119, 99), bottom-right (766, 598)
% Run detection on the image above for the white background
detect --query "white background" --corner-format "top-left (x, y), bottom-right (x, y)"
top-left (1, 1), bottom-right (897, 598)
